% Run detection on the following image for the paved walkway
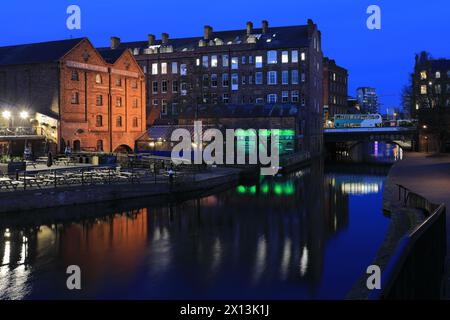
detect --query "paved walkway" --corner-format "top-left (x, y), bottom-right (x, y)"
top-left (384, 152), bottom-right (450, 299)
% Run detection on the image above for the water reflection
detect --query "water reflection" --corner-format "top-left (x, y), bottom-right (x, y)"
top-left (0, 145), bottom-right (399, 300)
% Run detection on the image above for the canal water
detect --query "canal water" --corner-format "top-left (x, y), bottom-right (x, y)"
top-left (0, 143), bottom-right (402, 300)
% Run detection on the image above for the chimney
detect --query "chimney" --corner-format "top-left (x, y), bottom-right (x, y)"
top-left (161, 33), bottom-right (169, 45)
top-left (204, 25), bottom-right (213, 40)
top-left (246, 21), bottom-right (253, 35)
top-left (110, 36), bottom-right (120, 49)
top-left (262, 20), bottom-right (269, 34)
top-left (148, 34), bottom-right (155, 46)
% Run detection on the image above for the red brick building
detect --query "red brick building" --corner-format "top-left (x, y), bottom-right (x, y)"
top-left (0, 38), bottom-right (146, 154)
top-left (322, 57), bottom-right (348, 125)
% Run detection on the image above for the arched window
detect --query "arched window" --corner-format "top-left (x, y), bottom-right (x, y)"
top-left (96, 115), bottom-right (103, 127)
top-left (95, 74), bottom-right (102, 84)
top-left (116, 116), bottom-right (122, 127)
top-left (71, 70), bottom-right (79, 81)
top-left (132, 117), bottom-right (139, 128)
top-left (96, 140), bottom-right (103, 152)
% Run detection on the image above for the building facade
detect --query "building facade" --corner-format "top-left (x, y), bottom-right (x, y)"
top-left (322, 57), bottom-right (348, 124)
top-left (0, 38), bottom-right (146, 154)
top-left (105, 19), bottom-right (324, 156)
top-left (412, 52), bottom-right (450, 152)
top-left (356, 87), bottom-right (378, 114)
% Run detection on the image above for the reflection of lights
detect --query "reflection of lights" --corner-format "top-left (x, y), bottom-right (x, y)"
top-left (2, 241), bottom-right (10, 265)
top-left (4, 228), bottom-right (10, 238)
top-left (281, 239), bottom-right (291, 279)
top-left (149, 142), bottom-right (155, 147)
top-left (253, 236), bottom-right (267, 282)
top-left (341, 182), bottom-right (380, 195)
top-left (300, 246), bottom-right (308, 276)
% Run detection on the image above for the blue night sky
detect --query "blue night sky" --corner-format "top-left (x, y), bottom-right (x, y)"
top-left (1, 0), bottom-right (449, 113)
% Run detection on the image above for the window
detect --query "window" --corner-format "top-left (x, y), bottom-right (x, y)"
top-left (255, 56), bottom-right (263, 68)
top-left (231, 73), bottom-right (238, 90)
top-left (171, 62), bottom-right (178, 74)
top-left (301, 52), bottom-right (306, 61)
top-left (172, 80), bottom-right (179, 93)
top-left (115, 78), bottom-right (122, 87)
top-left (282, 71), bottom-right (289, 85)
top-left (152, 99), bottom-right (158, 106)
top-left (211, 55), bottom-right (218, 67)
top-left (96, 140), bottom-right (103, 152)
top-left (142, 65), bottom-right (147, 74)
top-left (436, 71), bottom-right (441, 79)
top-left (161, 100), bottom-right (168, 115)
top-left (96, 95), bottom-right (103, 106)
top-left (241, 56), bottom-right (246, 64)
top-left (268, 71), bottom-right (277, 85)
top-left (421, 85), bottom-right (427, 94)
top-left (202, 56), bottom-right (209, 67)
top-left (282, 51), bottom-right (289, 63)
top-left (96, 115), bottom-right (103, 127)
top-left (131, 80), bottom-right (138, 89)
top-left (181, 82), bottom-right (187, 95)
top-left (222, 93), bottom-right (229, 104)
top-left (267, 94), bottom-right (277, 103)
top-left (116, 116), bottom-right (123, 127)
top-left (256, 98), bottom-right (264, 104)
top-left (420, 71), bottom-right (427, 80)
top-left (255, 72), bottom-right (263, 85)
top-left (435, 84), bottom-right (442, 94)
top-left (211, 74), bottom-right (218, 87)
top-left (202, 74), bottom-right (209, 87)
top-left (172, 103), bottom-right (178, 115)
top-left (249, 74), bottom-right (253, 84)
top-left (71, 92), bottom-right (79, 104)
top-left (292, 50), bottom-right (298, 63)
top-left (152, 81), bottom-right (158, 93)
top-left (231, 57), bottom-right (238, 69)
top-left (292, 70), bottom-right (299, 84)
top-left (301, 72), bottom-right (306, 82)
top-left (71, 70), bottom-right (79, 81)
top-left (162, 80), bottom-right (168, 93)
top-left (95, 74), bottom-right (102, 84)
top-left (196, 58), bottom-right (200, 66)
top-left (161, 62), bottom-right (167, 74)
top-left (152, 63), bottom-right (158, 75)
top-left (132, 99), bottom-right (138, 108)
top-left (222, 73), bottom-right (229, 87)
top-left (282, 91), bottom-right (289, 102)
top-left (180, 64), bottom-right (187, 75)
top-left (222, 55), bottom-right (229, 67)
top-left (116, 97), bottom-right (122, 107)
top-left (267, 50), bottom-right (277, 64)
top-left (292, 90), bottom-right (299, 102)
top-left (248, 56), bottom-right (253, 64)
top-left (132, 117), bottom-right (139, 128)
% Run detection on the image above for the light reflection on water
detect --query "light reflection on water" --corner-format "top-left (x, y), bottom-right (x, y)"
top-left (0, 143), bottom-right (399, 300)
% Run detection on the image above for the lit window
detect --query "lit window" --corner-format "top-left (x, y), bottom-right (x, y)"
top-left (161, 62), bottom-right (167, 74)
top-left (421, 85), bottom-right (427, 94)
top-left (292, 70), bottom-right (299, 84)
top-left (152, 63), bottom-right (158, 75)
top-left (172, 62), bottom-right (178, 74)
top-left (282, 71), bottom-right (289, 85)
top-left (268, 71), bottom-right (277, 85)
top-left (223, 55), bottom-right (229, 67)
top-left (231, 57), bottom-right (238, 69)
top-left (222, 74), bottom-right (229, 87)
top-left (267, 94), bottom-right (277, 103)
top-left (231, 73), bottom-right (239, 90)
top-left (436, 71), bottom-right (441, 79)
top-left (282, 91), bottom-right (289, 102)
top-left (255, 56), bottom-right (263, 68)
top-left (267, 50), bottom-right (277, 64)
top-left (301, 52), bottom-right (306, 61)
top-left (202, 56), bottom-right (209, 67)
top-left (211, 55), bottom-right (218, 67)
top-left (292, 90), bottom-right (299, 102)
top-left (95, 74), bottom-right (102, 84)
top-left (282, 51), bottom-right (289, 63)
top-left (292, 50), bottom-right (298, 63)
top-left (301, 72), bottom-right (305, 82)
top-left (420, 71), bottom-right (427, 80)
top-left (196, 58), bottom-right (200, 66)
top-left (255, 72), bottom-right (263, 85)
top-left (180, 64), bottom-right (187, 76)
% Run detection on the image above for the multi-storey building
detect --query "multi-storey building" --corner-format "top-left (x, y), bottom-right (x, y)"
top-left (105, 19), bottom-right (324, 155)
top-left (412, 52), bottom-right (450, 152)
top-left (356, 87), bottom-right (378, 114)
top-left (322, 57), bottom-right (348, 123)
top-left (0, 38), bottom-right (146, 154)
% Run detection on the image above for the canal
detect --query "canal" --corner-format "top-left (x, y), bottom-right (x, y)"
top-left (0, 142), bottom-right (402, 299)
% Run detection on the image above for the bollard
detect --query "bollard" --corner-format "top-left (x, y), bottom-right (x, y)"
top-left (54, 171), bottom-right (57, 188)
top-left (23, 171), bottom-right (26, 190)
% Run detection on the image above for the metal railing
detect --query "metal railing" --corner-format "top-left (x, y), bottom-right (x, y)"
top-left (369, 185), bottom-right (446, 299)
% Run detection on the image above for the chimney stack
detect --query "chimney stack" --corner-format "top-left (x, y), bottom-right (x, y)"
top-left (246, 21), bottom-right (253, 35)
top-left (161, 33), bottom-right (169, 45)
top-left (148, 34), bottom-right (155, 46)
top-left (204, 25), bottom-right (213, 40)
top-left (262, 20), bottom-right (268, 34)
top-left (110, 36), bottom-right (120, 49)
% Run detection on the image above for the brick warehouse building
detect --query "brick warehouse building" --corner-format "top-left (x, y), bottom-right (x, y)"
top-left (412, 52), bottom-right (450, 153)
top-left (0, 38), bottom-right (146, 154)
top-left (322, 57), bottom-right (348, 125)
top-left (104, 19), bottom-right (324, 156)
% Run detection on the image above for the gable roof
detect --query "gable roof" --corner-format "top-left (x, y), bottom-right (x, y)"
top-left (0, 38), bottom-right (86, 66)
top-left (97, 47), bottom-right (128, 64)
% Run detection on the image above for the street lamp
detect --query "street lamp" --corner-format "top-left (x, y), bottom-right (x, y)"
top-left (20, 111), bottom-right (29, 119)
top-left (423, 125), bottom-right (428, 129)
top-left (2, 110), bottom-right (11, 120)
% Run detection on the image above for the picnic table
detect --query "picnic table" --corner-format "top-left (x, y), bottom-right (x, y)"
top-left (0, 177), bottom-right (24, 190)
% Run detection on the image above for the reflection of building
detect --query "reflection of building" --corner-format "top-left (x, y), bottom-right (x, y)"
top-left (323, 58), bottom-right (348, 123)
top-left (0, 38), bottom-right (146, 153)
top-left (411, 52), bottom-right (450, 153)
top-left (356, 87), bottom-right (378, 114)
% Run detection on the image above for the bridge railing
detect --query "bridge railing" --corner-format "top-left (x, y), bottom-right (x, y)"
top-left (0, 127), bottom-right (39, 137)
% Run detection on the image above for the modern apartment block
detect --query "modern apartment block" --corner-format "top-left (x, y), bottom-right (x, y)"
top-left (412, 51), bottom-right (450, 152)
top-left (105, 19), bottom-right (324, 155)
top-left (323, 57), bottom-right (348, 122)
top-left (0, 38), bottom-right (146, 154)
top-left (356, 87), bottom-right (378, 114)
